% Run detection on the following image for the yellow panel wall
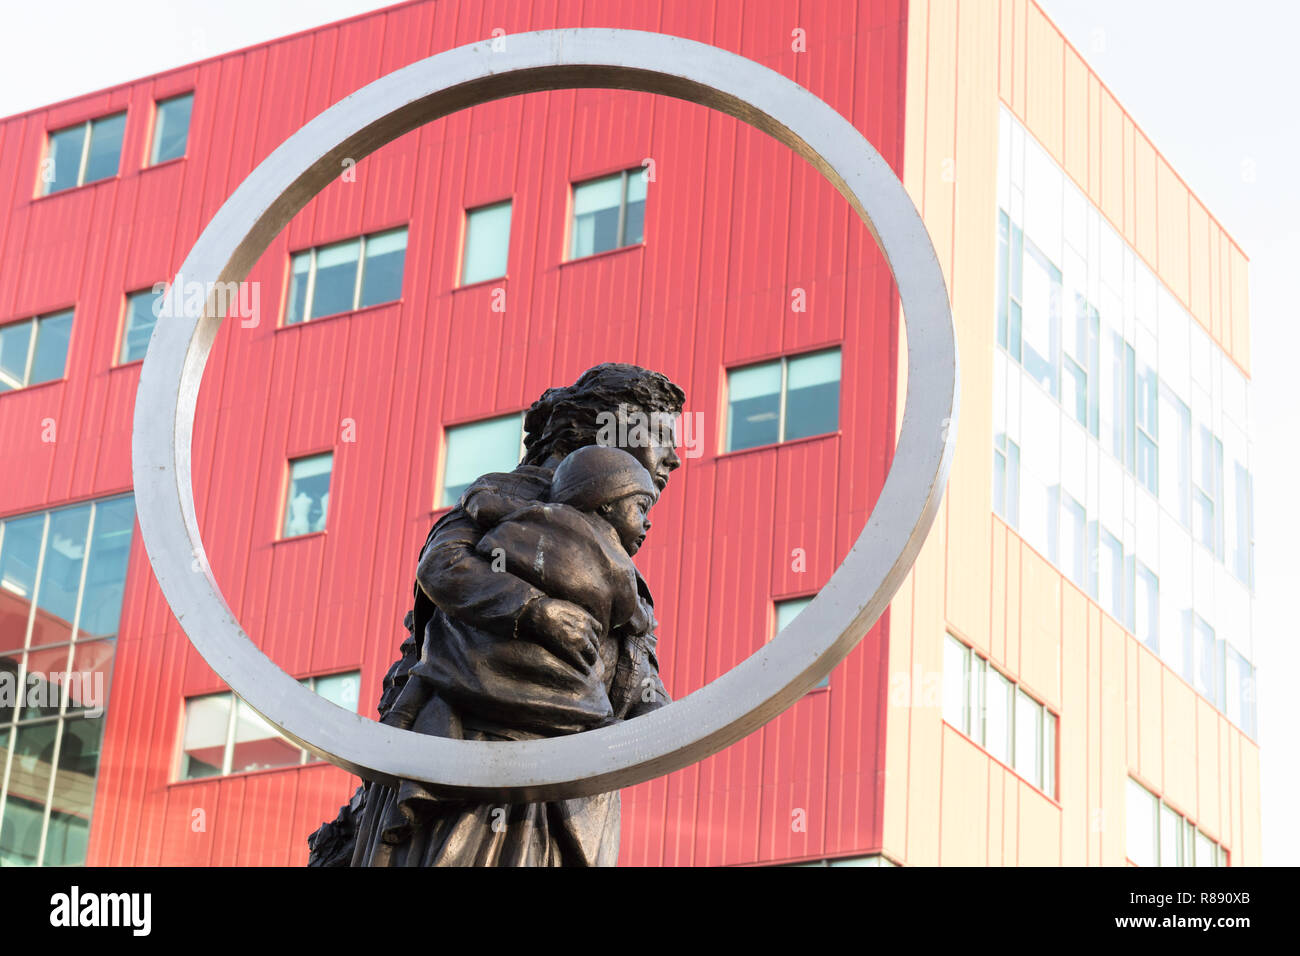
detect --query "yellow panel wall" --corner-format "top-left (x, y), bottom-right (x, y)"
top-left (885, 0), bottom-right (1261, 866)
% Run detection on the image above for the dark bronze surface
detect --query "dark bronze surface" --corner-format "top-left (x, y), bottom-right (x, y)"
top-left (308, 363), bottom-right (684, 866)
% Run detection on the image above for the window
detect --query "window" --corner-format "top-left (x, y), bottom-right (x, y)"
top-left (0, 310), bottom-right (73, 391)
top-left (441, 414), bottom-right (525, 508)
top-left (149, 93), bottom-right (193, 165)
top-left (1127, 777), bottom-right (1226, 867)
top-left (1130, 347), bottom-right (1159, 495)
top-left (282, 454), bottom-right (332, 537)
top-left (461, 201), bottom-right (512, 285)
top-left (773, 597), bottom-right (827, 689)
top-left (1021, 241), bottom-right (1061, 399)
top-left (992, 434), bottom-right (1020, 527)
top-left (1225, 648), bottom-right (1257, 738)
top-left (178, 672), bottom-right (361, 780)
top-left (569, 168), bottom-right (646, 259)
top-left (0, 495), bottom-right (135, 866)
top-left (1192, 426), bottom-right (1224, 555)
top-left (1186, 614), bottom-right (1223, 708)
top-left (119, 288), bottom-right (162, 364)
top-left (944, 634), bottom-right (1056, 798)
top-left (41, 112), bottom-right (126, 194)
top-left (725, 349), bottom-right (842, 452)
top-left (995, 210), bottom-right (1023, 361)
top-left (284, 227), bottom-right (408, 324)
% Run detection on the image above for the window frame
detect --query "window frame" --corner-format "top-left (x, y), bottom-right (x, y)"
top-left (0, 309), bottom-right (74, 391)
top-left (175, 671), bottom-right (361, 781)
top-left (438, 412), bottom-right (527, 510)
top-left (280, 452), bottom-right (334, 540)
top-left (147, 92), bottom-right (194, 167)
top-left (459, 199), bottom-right (513, 286)
top-left (281, 226), bottom-right (409, 326)
top-left (722, 346), bottom-right (843, 454)
top-left (40, 112), bottom-right (127, 196)
top-left (1126, 776), bottom-right (1227, 867)
top-left (117, 287), bottom-right (162, 365)
top-left (566, 167), bottom-right (647, 261)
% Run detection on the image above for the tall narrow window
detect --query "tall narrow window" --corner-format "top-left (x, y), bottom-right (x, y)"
top-left (120, 288), bottom-right (162, 363)
top-left (0, 310), bottom-right (73, 391)
top-left (774, 598), bottom-right (826, 688)
top-left (283, 228), bottom-right (408, 325)
top-left (461, 201), bottom-right (512, 285)
top-left (283, 454), bottom-right (332, 537)
top-left (724, 349), bottom-right (841, 453)
top-left (41, 113), bottom-right (126, 195)
top-left (149, 93), bottom-right (193, 165)
top-left (441, 414), bottom-right (526, 508)
top-left (569, 169), bottom-right (647, 259)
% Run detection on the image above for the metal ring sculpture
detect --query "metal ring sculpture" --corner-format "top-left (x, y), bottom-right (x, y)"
top-left (132, 29), bottom-right (959, 800)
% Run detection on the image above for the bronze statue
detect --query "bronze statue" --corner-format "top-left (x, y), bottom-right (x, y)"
top-left (308, 363), bottom-right (684, 866)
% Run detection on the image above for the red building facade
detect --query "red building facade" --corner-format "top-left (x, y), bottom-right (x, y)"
top-left (0, 0), bottom-right (905, 865)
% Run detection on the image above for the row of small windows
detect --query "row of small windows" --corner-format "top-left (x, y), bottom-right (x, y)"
top-left (0, 165), bottom-right (653, 384)
top-left (943, 633), bottom-right (1057, 799)
top-left (1126, 777), bottom-right (1227, 867)
top-left (178, 672), bottom-right (359, 780)
top-left (40, 94), bottom-right (193, 196)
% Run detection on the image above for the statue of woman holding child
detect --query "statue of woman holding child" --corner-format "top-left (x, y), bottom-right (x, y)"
top-left (309, 363), bottom-right (685, 867)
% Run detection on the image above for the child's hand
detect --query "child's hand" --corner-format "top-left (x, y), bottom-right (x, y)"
top-left (521, 597), bottom-right (603, 673)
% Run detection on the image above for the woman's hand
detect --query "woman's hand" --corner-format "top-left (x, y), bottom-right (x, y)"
top-left (521, 597), bottom-right (603, 672)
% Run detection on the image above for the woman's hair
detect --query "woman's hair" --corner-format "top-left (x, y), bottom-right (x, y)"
top-left (521, 363), bottom-right (686, 467)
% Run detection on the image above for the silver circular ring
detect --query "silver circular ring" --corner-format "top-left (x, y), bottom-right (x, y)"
top-left (132, 28), bottom-right (958, 800)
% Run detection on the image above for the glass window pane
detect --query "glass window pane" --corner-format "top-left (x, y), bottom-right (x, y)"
top-left (775, 599), bottom-right (824, 687)
top-left (442, 414), bottom-right (523, 507)
top-left (283, 454), bottom-right (332, 537)
top-left (20, 645), bottom-right (70, 721)
top-left (986, 669), bottom-right (1011, 764)
top-left (1159, 803), bottom-right (1181, 866)
top-left (784, 349), bottom-right (841, 441)
top-left (943, 634), bottom-right (968, 732)
top-left (77, 496), bottom-right (135, 641)
top-left (1042, 710), bottom-right (1057, 799)
top-left (1195, 831), bottom-right (1215, 868)
top-left (284, 251), bottom-right (312, 325)
top-left (623, 170), bottom-right (647, 244)
top-left (309, 239), bottom-right (360, 319)
top-left (1014, 689), bottom-right (1041, 785)
top-left (570, 174), bottom-right (623, 258)
top-left (82, 112), bottom-right (126, 184)
top-left (0, 319), bottom-right (33, 390)
top-left (150, 93), bottom-right (193, 164)
top-left (121, 291), bottom-right (161, 363)
top-left (44, 124), bottom-right (86, 195)
top-left (180, 693), bottom-right (231, 779)
top-left (66, 640), bottom-right (113, 716)
top-left (0, 513), bottom-right (45, 651)
top-left (1135, 564), bottom-right (1159, 652)
top-left (43, 716), bottom-right (103, 865)
top-left (359, 228), bottom-right (407, 308)
top-left (29, 310), bottom-right (72, 385)
top-left (726, 361), bottom-right (782, 452)
top-left (3, 721), bottom-right (61, 863)
top-left (1126, 778), bottom-right (1158, 867)
top-left (313, 671), bottom-right (360, 712)
top-left (1022, 242), bottom-right (1061, 398)
top-left (230, 697), bottom-right (301, 773)
top-left (31, 504), bottom-right (91, 648)
top-left (462, 203), bottom-right (511, 285)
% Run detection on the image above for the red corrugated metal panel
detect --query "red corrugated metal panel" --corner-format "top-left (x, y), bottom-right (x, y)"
top-left (0, 0), bottom-right (908, 866)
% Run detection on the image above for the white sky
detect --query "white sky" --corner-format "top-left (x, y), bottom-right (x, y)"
top-left (1, 1), bottom-right (1293, 864)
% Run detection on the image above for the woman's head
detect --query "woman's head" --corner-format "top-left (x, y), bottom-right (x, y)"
top-left (522, 363), bottom-right (685, 490)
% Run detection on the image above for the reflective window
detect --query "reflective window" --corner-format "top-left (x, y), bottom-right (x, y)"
top-left (282, 453), bottom-right (332, 538)
top-left (120, 288), bottom-right (162, 363)
top-left (773, 597), bottom-right (826, 688)
top-left (0, 310), bottom-right (73, 390)
top-left (177, 671), bottom-right (361, 780)
top-left (283, 227), bottom-right (407, 324)
top-left (41, 112), bottom-right (126, 194)
top-left (461, 201), bottom-right (512, 285)
top-left (149, 93), bottom-right (193, 165)
top-left (441, 414), bottom-right (525, 508)
top-left (0, 495), bottom-right (135, 866)
top-left (725, 349), bottom-right (841, 452)
top-left (570, 168), bottom-right (647, 259)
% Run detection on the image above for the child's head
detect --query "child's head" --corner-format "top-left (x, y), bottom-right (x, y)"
top-left (550, 445), bottom-right (658, 555)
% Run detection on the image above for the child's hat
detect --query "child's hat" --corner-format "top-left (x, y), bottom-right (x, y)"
top-left (550, 445), bottom-right (659, 511)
